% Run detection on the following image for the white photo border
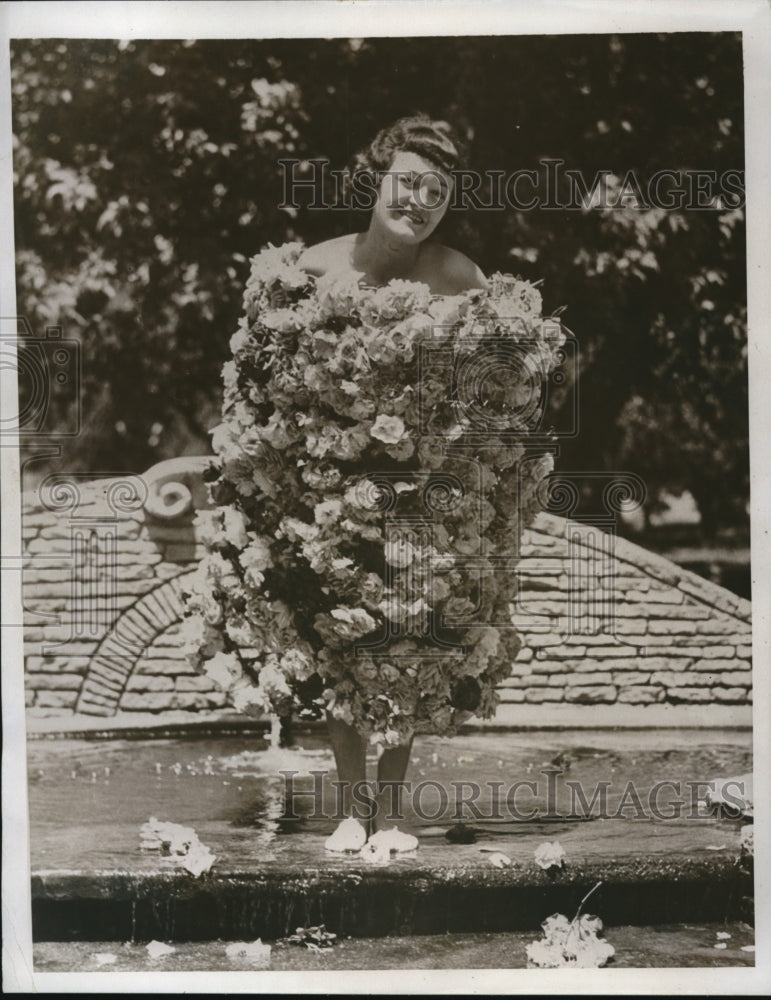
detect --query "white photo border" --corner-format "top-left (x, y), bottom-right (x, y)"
top-left (2, 1), bottom-right (769, 994)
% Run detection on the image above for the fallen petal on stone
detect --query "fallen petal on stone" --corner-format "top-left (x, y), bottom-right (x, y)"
top-left (704, 773), bottom-right (753, 815)
top-left (140, 817), bottom-right (216, 876)
top-left (180, 844), bottom-right (216, 877)
top-left (225, 939), bottom-right (272, 967)
top-left (740, 824), bottom-right (754, 856)
top-left (534, 840), bottom-right (566, 870)
top-left (285, 924), bottom-right (337, 949)
top-left (526, 910), bottom-right (614, 968)
top-left (146, 940), bottom-right (176, 959)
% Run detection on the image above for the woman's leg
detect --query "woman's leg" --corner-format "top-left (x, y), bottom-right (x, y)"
top-left (326, 713), bottom-right (368, 821)
top-left (373, 735), bottom-right (414, 833)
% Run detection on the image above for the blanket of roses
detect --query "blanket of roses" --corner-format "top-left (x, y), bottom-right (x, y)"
top-left (183, 242), bottom-right (564, 746)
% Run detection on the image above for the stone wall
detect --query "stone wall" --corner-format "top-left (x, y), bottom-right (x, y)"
top-left (20, 459), bottom-right (752, 720)
top-left (504, 516), bottom-right (752, 709)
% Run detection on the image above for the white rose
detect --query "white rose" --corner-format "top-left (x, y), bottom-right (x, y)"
top-left (534, 840), bottom-right (566, 870)
top-left (314, 499), bottom-right (343, 525)
top-left (229, 328), bottom-right (250, 353)
top-left (370, 414), bottom-right (406, 445)
top-left (204, 651), bottom-right (240, 691)
top-left (385, 538), bottom-right (415, 568)
top-left (222, 507), bottom-right (249, 549)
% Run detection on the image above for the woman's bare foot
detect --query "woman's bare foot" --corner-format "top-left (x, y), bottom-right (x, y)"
top-left (361, 840), bottom-right (391, 865)
top-left (324, 816), bottom-right (368, 853)
top-left (367, 826), bottom-right (418, 854)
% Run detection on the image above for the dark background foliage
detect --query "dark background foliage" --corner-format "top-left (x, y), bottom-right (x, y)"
top-left (11, 33), bottom-right (748, 560)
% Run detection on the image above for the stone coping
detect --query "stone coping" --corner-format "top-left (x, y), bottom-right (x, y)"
top-left (534, 512), bottom-right (752, 623)
top-left (31, 848), bottom-right (752, 940)
top-left (25, 704), bottom-right (753, 739)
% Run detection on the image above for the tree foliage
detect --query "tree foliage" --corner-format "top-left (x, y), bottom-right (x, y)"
top-left (11, 33), bottom-right (747, 540)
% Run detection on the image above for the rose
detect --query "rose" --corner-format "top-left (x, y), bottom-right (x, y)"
top-left (359, 572), bottom-right (384, 609)
top-left (239, 536), bottom-right (273, 582)
top-left (314, 499), bottom-right (343, 525)
top-left (222, 507), bottom-right (249, 549)
top-left (313, 606), bottom-right (379, 647)
top-left (261, 307), bottom-right (304, 333)
top-left (186, 241), bottom-right (563, 744)
top-left (534, 840), bottom-right (566, 871)
top-left (204, 651), bottom-right (241, 691)
top-left (384, 538), bottom-right (415, 568)
top-left (384, 436), bottom-right (415, 461)
top-left (526, 911), bottom-right (615, 969)
top-left (370, 413), bottom-right (406, 445)
top-left (314, 271), bottom-right (364, 319)
top-left (231, 680), bottom-right (269, 715)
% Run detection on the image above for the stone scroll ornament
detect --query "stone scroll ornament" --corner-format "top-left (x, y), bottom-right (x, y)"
top-left (182, 243), bottom-right (565, 747)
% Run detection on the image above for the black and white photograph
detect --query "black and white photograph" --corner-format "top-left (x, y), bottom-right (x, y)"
top-left (2, 0), bottom-right (769, 993)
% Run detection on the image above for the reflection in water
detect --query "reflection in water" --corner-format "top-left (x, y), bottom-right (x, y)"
top-left (26, 729), bottom-right (752, 870)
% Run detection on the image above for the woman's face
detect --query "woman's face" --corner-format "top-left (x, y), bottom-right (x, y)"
top-left (373, 149), bottom-right (453, 244)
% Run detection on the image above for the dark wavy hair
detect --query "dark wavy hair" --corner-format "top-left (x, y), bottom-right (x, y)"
top-left (344, 114), bottom-right (467, 208)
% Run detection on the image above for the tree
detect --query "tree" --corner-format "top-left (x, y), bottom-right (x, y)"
top-left (11, 33), bottom-right (748, 542)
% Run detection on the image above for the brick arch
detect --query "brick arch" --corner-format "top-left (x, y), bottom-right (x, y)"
top-left (76, 569), bottom-right (197, 716)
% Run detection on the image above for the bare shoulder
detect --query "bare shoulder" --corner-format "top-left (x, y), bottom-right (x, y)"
top-left (425, 243), bottom-right (489, 294)
top-left (298, 234), bottom-right (358, 277)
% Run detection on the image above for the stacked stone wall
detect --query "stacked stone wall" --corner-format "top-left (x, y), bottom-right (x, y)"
top-left (19, 460), bottom-right (752, 719)
top-left (503, 515), bottom-right (752, 707)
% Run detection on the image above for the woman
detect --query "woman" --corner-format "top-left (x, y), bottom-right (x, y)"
top-left (298, 115), bottom-right (489, 854)
top-left (299, 115), bottom-right (488, 295)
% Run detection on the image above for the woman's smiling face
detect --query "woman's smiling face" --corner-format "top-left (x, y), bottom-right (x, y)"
top-left (373, 150), bottom-right (453, 244)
